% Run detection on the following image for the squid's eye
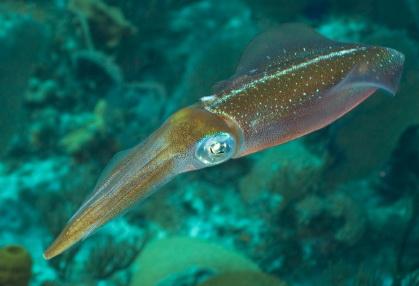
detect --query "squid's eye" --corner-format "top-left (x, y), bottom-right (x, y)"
top-left (195, 132), bottom-right (236, 166)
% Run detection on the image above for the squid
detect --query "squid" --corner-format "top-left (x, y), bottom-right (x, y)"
top-left (44, 24), bottom-right (404, 259)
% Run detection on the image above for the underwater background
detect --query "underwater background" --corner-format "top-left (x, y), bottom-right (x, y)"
top-left (0, 0), bottom-right (418, 285)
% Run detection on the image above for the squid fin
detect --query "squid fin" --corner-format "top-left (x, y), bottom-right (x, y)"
top-left (213, 23), bottom-right (355, 94)
top-left (235, 23), bottom-right (347, 76)
top-left (334, 47), bottom-right (404, 97)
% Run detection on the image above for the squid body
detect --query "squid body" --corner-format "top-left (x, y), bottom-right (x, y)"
top-left (44, 24), bottom-right (404, 259)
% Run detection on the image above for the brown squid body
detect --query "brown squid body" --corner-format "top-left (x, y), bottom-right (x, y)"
top-left (44, 24), bottom-right (404, 259)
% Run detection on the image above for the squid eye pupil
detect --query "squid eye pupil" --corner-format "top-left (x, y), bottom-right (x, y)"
top-left (209, 142), bottom-right (226, 155)
top-left (195, 132), bottom-right (236, 166)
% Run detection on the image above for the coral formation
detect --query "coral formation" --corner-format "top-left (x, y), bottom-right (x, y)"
top-left (130, 237), bottom-right (259, 286)
top-left (239, 140), bottom-right (325, 203)
top-left (0, 245), bottom-right (32, 286)
top-left (59, 100), bottom-right (108, 156)
top-left (84, 234), bottom-right (144, 281)
top-left (295, 192), bottom-right (366, 245)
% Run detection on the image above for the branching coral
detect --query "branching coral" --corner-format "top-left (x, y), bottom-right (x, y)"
top-left (46, 227), bottom-right (145, 284)
top-left (68, 0), bottom-right (137, 49)
top-left (84, 235), bottom-right (145, 280)
top-left (72, 50), bottom-right (124, 87)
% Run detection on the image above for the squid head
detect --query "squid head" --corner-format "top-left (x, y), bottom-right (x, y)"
top-left (44, 106), bottom-right (242, 259)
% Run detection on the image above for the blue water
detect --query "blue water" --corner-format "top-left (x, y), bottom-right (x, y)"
top-left (0, 1), bottom-right (418, 285)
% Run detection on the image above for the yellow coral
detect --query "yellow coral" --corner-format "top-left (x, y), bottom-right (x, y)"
top-left (0, 245), bottom-right (32, 286)
top-left (59, 100), bottom-right (107, 155)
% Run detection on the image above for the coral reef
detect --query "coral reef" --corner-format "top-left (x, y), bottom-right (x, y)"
top-left (0, 0), bottom-right (418, 285)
